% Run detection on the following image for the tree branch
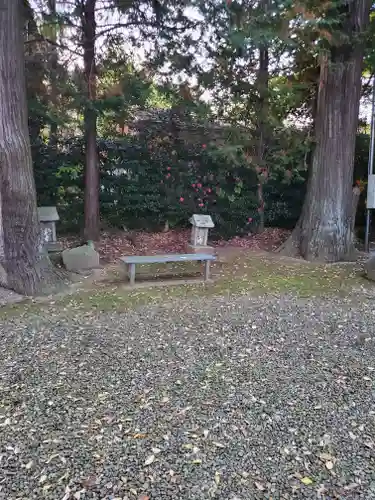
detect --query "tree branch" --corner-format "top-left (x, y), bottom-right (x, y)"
top-left (24, 34), bottom-right (83, 57)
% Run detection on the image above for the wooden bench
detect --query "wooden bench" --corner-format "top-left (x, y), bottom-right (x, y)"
top-left (120, 253), bottom-right (216, 286)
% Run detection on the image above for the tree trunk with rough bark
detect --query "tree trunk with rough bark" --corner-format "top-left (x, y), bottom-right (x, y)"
top-left (82, 0), bottom-right (100, 242)
top-left (255, 0), bottom-right (270, 233)
top-left (280, 0), bottom-right (371, 262)
top-left (47, 0), bottom-right (59, 145)
top-left (0, 0), bottom-right (64, 295)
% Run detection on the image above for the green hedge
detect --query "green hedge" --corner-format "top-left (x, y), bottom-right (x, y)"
top-left (33, 135), bottom-right (308, 237)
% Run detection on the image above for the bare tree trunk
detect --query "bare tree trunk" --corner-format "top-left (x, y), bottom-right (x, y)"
top-left (0, 0), bottom-right (64, 295)
top-left (255, 0), bottom-right (270, 233)
top-left (280, 0), bottom-right (371, 262)
top-left (82, 0), bottom-right (100, 241)
top-left (47, 0), bottom-right (58, 144)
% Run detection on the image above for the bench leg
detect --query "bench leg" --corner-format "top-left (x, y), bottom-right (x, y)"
top-left (129, 263), bottom-right (136, 286)
top-left (204, 260), bottom-right (210, 281)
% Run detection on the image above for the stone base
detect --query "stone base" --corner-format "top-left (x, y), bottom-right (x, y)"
top-left (62, 244), bottom-right (100, 272)
top-left (186, 244), bottom-right (215, 255)
top-left (46, 241), bottom-right (63, 252)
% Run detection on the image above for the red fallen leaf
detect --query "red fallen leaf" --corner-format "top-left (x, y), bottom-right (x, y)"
top-left (60, 227), bottom-right (290, 263)
top-left (82, 475), bottom-right (97, 488)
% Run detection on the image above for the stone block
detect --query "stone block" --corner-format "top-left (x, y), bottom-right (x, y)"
top-left (62, 245), bottom-right (100, 272)
top-left (186, 243), bottom-right (215, 255)
top-left (365, 253), bottom-right (375, 281)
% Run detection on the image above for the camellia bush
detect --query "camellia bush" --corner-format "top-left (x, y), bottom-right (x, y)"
top-left (33, 128), bottom-right (310, 237)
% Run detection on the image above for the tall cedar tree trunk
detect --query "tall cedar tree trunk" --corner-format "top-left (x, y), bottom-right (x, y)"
top-left (281, 0), bottom-right (371, 261)
top-left (0, 0), bottom-right (63, 295)
top-left (82, 0), bottom-right (100, 241)
top-left (255, 37), bottom-right (269, 233)
top-left (48, 0), bottom-right (58, 144)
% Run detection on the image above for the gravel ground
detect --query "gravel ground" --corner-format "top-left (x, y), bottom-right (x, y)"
top-left (1, 294), bottom-right (375, 499)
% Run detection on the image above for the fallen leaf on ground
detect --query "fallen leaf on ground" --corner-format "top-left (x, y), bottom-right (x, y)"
top-left (255, 481), bottom-right (265, 491)
top-left (319, 453), bottom-right (333, 462)
top-left (144, 454), bottom-right (155, 466)
top-left (62, 228), bottom-right (290, 264)
top-left (325, 461), bottom-right (334, 470)
top-left (300, 477), bottom-right (313, 486)
top-left (82, 475), bottom-right (97, 488)
top-left (62, 488), bottom-right (71, 500)
top-left (212, 442), bottom-right (225, 448)
top-left (344, 482), bottom-right (360, 491)
top-left (316, 484), bottom-right (327, 495)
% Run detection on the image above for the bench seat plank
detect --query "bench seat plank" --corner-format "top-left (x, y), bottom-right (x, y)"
top-left (120, 253), bottom-right (216, 285)
top-left (120, 253), bottom-right (215, 265)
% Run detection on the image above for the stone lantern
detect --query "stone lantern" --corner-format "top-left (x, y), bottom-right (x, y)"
top-left (187, 214), bottom-right (215, 254)
top-left (38, 206), bottom-right (62, 252)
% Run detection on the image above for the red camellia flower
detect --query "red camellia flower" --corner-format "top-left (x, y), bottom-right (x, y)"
top-left (207, 188), bottom-right (211, 193)
top-left (192, 183), bottom-right (196, 188)
top-left (167, 166), bottom-right (171, 171)
top-left (197, 183), bottom-right (202, 188)
top-left (202, 144), bottom-right (206, 149)
top-left (179, 197), bottom-right (184, 202)
top-left (248, 217), bottom-right (253, 223)
top-left (166, 173), bottom-right (171, 178)
top-left (199, 203), bottom-right (204, 207)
